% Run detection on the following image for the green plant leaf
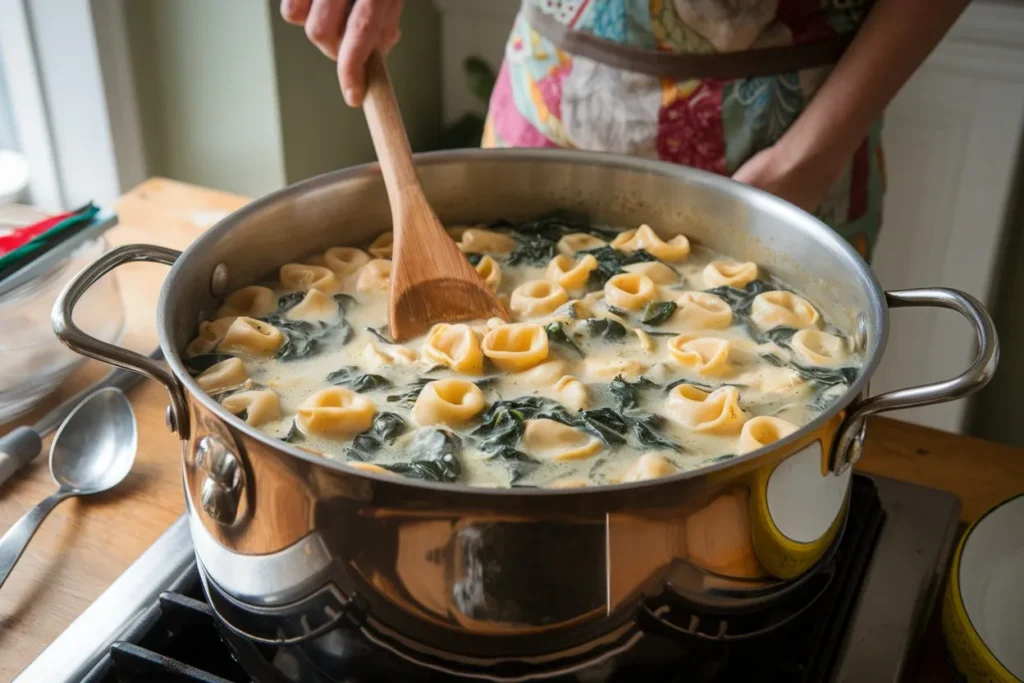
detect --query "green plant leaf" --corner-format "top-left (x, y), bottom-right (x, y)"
top-left (465, 56), bottom-right (496, 103)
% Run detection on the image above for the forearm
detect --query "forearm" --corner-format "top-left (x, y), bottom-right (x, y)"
top-left (779, 0), bottom-right (970, 174)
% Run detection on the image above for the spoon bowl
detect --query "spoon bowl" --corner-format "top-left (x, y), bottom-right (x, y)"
top-left (0, 386), bottom-right (137, 590)
top-left (50, 386), bottom-right (137, 493)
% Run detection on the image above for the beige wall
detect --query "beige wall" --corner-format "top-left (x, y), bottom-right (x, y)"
top-left (124, 0), bottom-right (286, 197)
top-left (969, 174), bottom-right (1024, 445)
top-left (125, 0), bottom-right (441, 197)
top-left (271, 1), bottom-right (441, 184)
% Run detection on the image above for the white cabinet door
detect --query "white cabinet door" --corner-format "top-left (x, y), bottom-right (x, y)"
top-left (871, 0), bottom-right (1024, 432)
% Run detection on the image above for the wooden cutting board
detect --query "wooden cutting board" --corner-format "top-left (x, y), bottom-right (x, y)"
top-left (0, 177), bottom-right (1022, 681)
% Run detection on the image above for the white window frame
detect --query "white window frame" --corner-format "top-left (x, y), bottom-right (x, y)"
top-left (0, 0), bottom-right (145, 210)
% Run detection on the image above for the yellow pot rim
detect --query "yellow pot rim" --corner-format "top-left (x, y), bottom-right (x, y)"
top-left (944, 492), bottom-right (1024, 683)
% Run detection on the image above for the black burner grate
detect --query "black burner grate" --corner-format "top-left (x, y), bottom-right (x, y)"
top-left (84, 476), bottom-right (884, 683)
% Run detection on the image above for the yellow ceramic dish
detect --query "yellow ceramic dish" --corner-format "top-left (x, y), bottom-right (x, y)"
top-left (943, 493), bottom-right (1024, 683)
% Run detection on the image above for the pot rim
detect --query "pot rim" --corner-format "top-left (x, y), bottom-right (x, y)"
top-left (159, 148), bottom-right (887, 497)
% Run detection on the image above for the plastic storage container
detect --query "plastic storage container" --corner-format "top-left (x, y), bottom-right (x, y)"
top-left (0, 207), bottom-right (124, 422)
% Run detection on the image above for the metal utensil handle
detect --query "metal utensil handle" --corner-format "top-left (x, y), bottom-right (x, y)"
top-left (0, 490), bottom-right (72, 590)
top-left (51, 244), bottom-right (189, 436)
top-left (830, 287), bottom-right (999, 473)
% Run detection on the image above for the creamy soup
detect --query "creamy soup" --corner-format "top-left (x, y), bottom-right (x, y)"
top-left (185, 217), bottom-right (863, 488)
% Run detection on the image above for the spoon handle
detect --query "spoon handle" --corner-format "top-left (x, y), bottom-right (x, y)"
top-left (0, 490), bottom-right (72, 590)
top-left (362, 51), bottom-right (422, 209)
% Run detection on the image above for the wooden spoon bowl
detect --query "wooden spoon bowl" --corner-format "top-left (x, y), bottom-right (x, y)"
top-left (361, 53), bottom-right (508, 342)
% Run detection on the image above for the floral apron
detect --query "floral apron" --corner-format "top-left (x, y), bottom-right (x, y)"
top-left (482, 0), bottom-right (886, 261)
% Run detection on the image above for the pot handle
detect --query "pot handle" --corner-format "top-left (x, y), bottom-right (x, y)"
top-left (52, 244), bottom-right (189, 436)
top-left (829, 287), bottom-right (998, 474)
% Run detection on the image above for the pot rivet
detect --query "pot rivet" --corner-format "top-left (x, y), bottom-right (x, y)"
top-left (210, 263), bottom-right (229, 297)
top-left (165, 405), bottom-right (176, 432)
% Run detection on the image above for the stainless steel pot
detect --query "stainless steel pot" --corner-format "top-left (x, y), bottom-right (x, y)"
top-left (53, 150), bottom-right (997, 679)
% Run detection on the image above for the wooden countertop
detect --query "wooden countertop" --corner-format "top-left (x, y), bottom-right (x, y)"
top-left (0, 178), bottom-right (1022, 681)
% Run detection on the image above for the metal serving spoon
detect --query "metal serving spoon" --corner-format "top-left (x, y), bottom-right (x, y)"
top-left (0, 387), bottom-right (137, 590)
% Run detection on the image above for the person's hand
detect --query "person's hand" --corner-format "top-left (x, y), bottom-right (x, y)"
top-left (280, 0), bottom-right (403, 107)
top-left (732, 143), bottom-right (843, 215)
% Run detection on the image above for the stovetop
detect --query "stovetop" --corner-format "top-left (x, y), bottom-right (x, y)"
top-left (16, 475), bottom-right (961, 683)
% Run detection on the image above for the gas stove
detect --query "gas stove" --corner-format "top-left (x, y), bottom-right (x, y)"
top-left (15, 475), bottom-right (960, 683)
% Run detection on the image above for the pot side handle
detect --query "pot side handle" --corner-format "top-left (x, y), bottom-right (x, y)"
top-left (830, 287), bottom-right (999, 474)
top-left (52, 244), bottom-right (189, 436)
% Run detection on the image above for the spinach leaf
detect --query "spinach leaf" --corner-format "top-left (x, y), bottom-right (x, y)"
top-left (575, 408), bottom-right (628, 445)
top-left (471, 404), bottom-right (525, 450)
top-left (581, 246), bottom-right (657, 287)
top-left (236, 408), bottom-right (249, 423)
top-left (763, 326), bottom-right (798, 347)
top-left (640, 300), bottom-right (677, 326)
top-left (581, 317), bottom-right (627, 342)
top-left (483, 445), bottom-right (540, 484)
top-left (544, 322), bottom-right (583, 357)
top-left (631, 415), bottom-right (682, 452)
top-left (474, 376), bottom-right (501, 390)
top-left (554, 300), bottom-right (584, 320)
top-left (386, 378), bottom-right (432, 405)
top-left (608, 375), bottom-right (659, 411)
top-left (664, 377), bottom-right (720, 394)
top-left (464, 252), bottom-right (484, 266)
top-left (280, 420), bottom-right (303, 443)
top-left (509, 213), bottom-right (593, 242)
top-left (326, 366), bottom-right (392, 392)
top-left (606, 304), bottom-right (629, 318)
top-left (365, 326), bottom-right (394, 345)
top-left (333, 293), bottom-right (356, 313)
top-left (264, 316), bottom-right (351, 362)
top-left (710, 453), bottom-right (736, 463)
top-left (346, 412), bottom-right (407, 460)
top-left (760, 354), bottom-right (858, 389)
top-left (705, 280), bottom-right (774, 314)
top-left (277, 292), bottom-right (305, 312)
top-left (184, 353), bottom-right (232, 376)
top-left (383, 429), bottom-right (462, 483)
top-left (481, 396), bottom-right (573, 424)
top-left (506, 233), bottom-right (557, 267)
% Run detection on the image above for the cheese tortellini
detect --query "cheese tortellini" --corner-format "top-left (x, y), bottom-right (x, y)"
top-left (604, 272), bottom-right (656, 311)
top-left (739, 416), bottom-right (798, 454)
top-left (424, 324), bottom-right (484, 374)
top-left (217, 317), bottom-right (285, 358)
top-left (279, 264), bottom-right (340, 293)
top-left (187, 317), bottom-right (237, 357)
top-left (750, 291), bottom-right (820, 330)
top-left (192, 216), bottom-right (863, 490)
top-left (482, 323), bottom-right (549, 372)
top-left (196, 357), bottom-right (248, 394)
top-left (545, 254), bottom-right (598, 290)
top-left (668, 335), bottom-right (735, 377)
top-left (368, 232), bottom-right (394, 258)
top-left (557, 232), bottom-right (606, 255)
top-left (413, 379), bottom-right (485, 427)
top-left (791, 329), bottom-right (849, 367)
top-left (510, 280), bottom-right (569, 318)
top-left (474, 255), bottom-right (502, 292)
top-left (703, 260), bottom-right (758, 289)
top-left (458, 228), bottom-right (516, 254)
top-left (323, 247), bottom-right (371, 276)
top-left (522, 419), bottom-right (603, 461)
top-left (622, 453), bottom-right (677, 482)
top-left (356, 259), bottom-right (392, 292)
top-left (666, 384), bottom-right (749, 435)
top-left (672, 291), bottom-right (733, 330)
top-left (217, 286), bottom-right (277, 319)
top-left (297, 387), bottom-right (376, 437)
top-left (287, 289), bottom-right (339, 322)
top-left (222, 389), bottom-right (281, 427)
top-left (623, 261), bottom-right (678, 284)
top-left (611, 224), bottom-right (690, 262)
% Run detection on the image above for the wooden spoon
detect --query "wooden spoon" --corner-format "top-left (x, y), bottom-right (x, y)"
top-left (361, 52), bottom-right (508, 342)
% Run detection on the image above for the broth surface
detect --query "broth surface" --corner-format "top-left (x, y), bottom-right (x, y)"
top-left (186, 217), bottom-right (863, 488)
